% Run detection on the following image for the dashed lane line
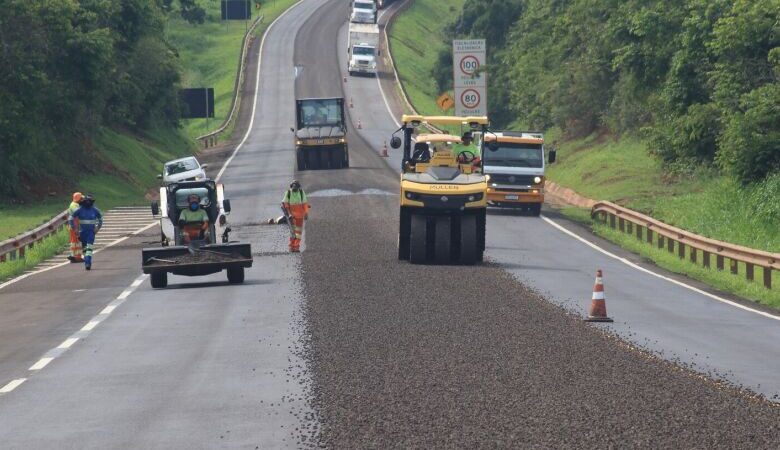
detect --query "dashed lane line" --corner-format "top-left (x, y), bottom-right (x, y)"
top-left (0, 273), bottom-right (148, 397)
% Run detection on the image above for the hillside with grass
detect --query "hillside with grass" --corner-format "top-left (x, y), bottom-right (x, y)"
top-left (389, 0), bottom-right (780, 305)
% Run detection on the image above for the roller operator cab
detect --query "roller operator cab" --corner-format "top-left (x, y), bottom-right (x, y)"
top-left (292, 97), bottom-right (349, 170)
top-left (481, 131), bottom-right (556, 216)
top-left (390, 115), bottom-right (490, 265)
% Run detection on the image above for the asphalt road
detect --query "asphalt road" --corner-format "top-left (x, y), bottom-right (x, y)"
top-left (0, 1), bottom-right (327, 447)
top-left (338, 0), bottom-right (780, 400)
top-left (0, 0), bottom-right (779, 448)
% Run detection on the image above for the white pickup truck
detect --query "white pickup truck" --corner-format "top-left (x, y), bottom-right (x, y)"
top-left (348, 23), bottom-right (380, 76)
top-left (350, 0), bottom-right (377, 24)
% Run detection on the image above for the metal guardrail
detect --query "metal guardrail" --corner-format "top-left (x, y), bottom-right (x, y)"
top-left (0, 210), bottom-right (69, 263)
top-left (196, 15), bottom-right (264, 148)
top-left (592, 201), bottom-right (778, 288)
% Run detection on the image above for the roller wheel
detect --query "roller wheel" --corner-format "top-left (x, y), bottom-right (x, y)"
top-left (227, 267), bottom-right (245, 284)
top-left (409, 215), bottom-right (427, 264)
top-left (150, 272), bottom-right (167, 289)
top-left (330, 148), bottom-right (343, 169)
top-left (398, 209), bottom-right (411, 260)
top-left (306, 150), bottom-right (318, 170)
top-left (297, 149), bottom-right (307, 171)
top-left (434, 216), bottom-right (451, 264)
top-left (530, 204), bottom-right (542, 216)
top-left (459, 215), bottom-right (478, 265)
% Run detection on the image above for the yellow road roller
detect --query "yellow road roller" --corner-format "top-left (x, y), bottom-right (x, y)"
top-left (389, 115), bottom-right (489, 265)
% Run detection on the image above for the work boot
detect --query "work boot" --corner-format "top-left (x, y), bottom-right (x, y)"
top-left (85, 265), bottom-right (91, 271)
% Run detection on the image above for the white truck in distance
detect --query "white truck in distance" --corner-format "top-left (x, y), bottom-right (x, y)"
top-left (348, 23), bottom-right (380, 76)
top-left (350, 0), bottom-right (377, 24)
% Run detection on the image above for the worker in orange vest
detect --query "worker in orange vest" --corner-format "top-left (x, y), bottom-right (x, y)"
top-left (281, 180), bottom-right (310, 252)
top-left (67, 192), bottom-right (84, 263)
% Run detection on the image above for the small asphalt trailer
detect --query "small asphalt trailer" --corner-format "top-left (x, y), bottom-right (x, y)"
top-left (143, 180), bottom-right (252, 288)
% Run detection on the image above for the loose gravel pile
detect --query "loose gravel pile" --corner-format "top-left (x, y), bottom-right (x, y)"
top-left (300, 194), bottom-right (780, 449)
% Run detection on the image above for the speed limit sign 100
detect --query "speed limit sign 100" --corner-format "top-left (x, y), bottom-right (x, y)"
top-left (460, 56), bottom-right (479, 75)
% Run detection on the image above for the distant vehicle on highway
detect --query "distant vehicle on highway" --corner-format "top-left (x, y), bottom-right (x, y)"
top-left (159, 156), bottom-right (208, 184)
top-left (348, 23), bottom-right (380, 76)
top-left (350, 0), bottom-right (377, 24)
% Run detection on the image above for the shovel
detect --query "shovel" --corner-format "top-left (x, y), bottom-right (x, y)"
top-left (280, 205), bottom-right (296, 239)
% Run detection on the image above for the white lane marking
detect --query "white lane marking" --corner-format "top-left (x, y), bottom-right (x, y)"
top-left (0, 379), bottom-right (26, 394)
top-left (376, 22), bottom-right (400, 126)
top-left (72, 289), bottom-right (86, 293)
top-left (0, 216), bottom-right (156, 292)
top-left (215, 0), bottom-right (306, 183)
top-left (0, 273), bottom-right (148, 397)
top-left (57, 338), bottom-right (79, 349)
top-left (540, 215), bottom-right (780, 322)
top-left (28, 358), bottom-right (54, 371)
top-left (81, 321), bottom-right (100, 331)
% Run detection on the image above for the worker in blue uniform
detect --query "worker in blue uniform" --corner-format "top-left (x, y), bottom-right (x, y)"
top-left (69, 194), bottom-right (103, 270)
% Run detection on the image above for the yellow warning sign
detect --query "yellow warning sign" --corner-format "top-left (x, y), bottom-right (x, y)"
top-left (436, 93), bottom-right (455, 112)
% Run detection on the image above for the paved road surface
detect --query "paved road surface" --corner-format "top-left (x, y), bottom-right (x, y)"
top-left (0, 0), bottom-right (778, 448)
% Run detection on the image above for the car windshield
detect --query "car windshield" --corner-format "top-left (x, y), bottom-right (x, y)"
top-left (355, 2), bottom-right (373, 9)
top-left (299, 99), bottom-right (343, 127)
top-left (165, 158), bottom-right (199, 175)
top-left (482, 143), bottom-right (543, 168)
top-left (353, 46), bottom-right (374, 56)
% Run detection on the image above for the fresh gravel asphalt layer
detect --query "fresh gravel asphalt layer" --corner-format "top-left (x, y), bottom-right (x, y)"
top-left (300, 192), bottom-right (780, 448)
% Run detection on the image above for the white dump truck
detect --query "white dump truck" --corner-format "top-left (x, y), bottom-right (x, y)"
top-left (350, 0), bottom-right (377, 24)
top-left (348, 23), bottom-right (380, 76)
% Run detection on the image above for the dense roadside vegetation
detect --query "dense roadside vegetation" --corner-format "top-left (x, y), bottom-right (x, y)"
top-left (390, 0), bottom-right (779, 304)
top-left (0, 0), bottom-right (296, 240)
top-left (392, 0), bottom-right (780, 248)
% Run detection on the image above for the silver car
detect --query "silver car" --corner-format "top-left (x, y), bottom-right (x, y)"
top-left (160, 156), bottom-right (208, 184)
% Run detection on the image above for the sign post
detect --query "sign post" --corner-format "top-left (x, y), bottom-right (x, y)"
top-left (452, 39), bottom-right (487, 116)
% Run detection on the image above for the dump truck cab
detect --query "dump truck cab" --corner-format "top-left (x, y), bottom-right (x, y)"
top-left (390, 115), bottom-right (489, 265)
top-left (481, 131), bottom-right (556, 216)
top-left (292, 97), bottom-right (349, 170)
top-left (144, 180), bottom-right (252, 288)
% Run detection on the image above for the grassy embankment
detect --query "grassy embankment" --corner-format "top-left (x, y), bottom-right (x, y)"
top-left (389, 0), bottom-right (780, 308)
top-left (171, 0), bottom-right (299, 140)
top-left (1, 0), bottom-right (298, 279)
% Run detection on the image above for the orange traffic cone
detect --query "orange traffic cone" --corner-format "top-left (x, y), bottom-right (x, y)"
top-left (349, 97), bottom-right (354, 108)
top-left (381, 141), bottom-right (389, 157)
top-left (584, 269), bottom-right (613, 322)
top-left (357, 119), bottom-right (362, 129)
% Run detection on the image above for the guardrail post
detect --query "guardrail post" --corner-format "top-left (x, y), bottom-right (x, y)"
top-left (667, 238), bottom-right (674, 253)
top-left (609, 214), bottom-right (616, 229)
top-left (746, 263), bottom-right (754, 282)
top-left (626, 221), bottom-right (633, 234)
top-left (636, 225), bottom-right (642, 241)
top-left (716, 255), bottom-right (724, 270)
top-left (18, 246), bottom-right (25, 259)
top-left (657, 235), bottom-right (664, 249)
top-left (703, 251), bottom-right (710, 268)
top-left (646, 228), bottom-right (653, 244)
top-left (678, 242), bottom-right (685, 259)
top-left (618, 217), bottom-right (625, 232)
top-left (0, 253), bottom-right (5, 263)
top-left (690, 247), bottom-right (697, 264)
top-left (730, 259), bottom-right (738, 275)
top-left (764, 267), bottom-right (772, 289)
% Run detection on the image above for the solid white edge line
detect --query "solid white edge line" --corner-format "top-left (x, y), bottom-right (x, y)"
top-left (29, 357), bottom-right (54, 371)
top-left (0, 378), bottom-right (26, 394)
top-left (370, 3), bottom-right (780, 324)
top-left (540, 214), bottom-right (780, 322)
top-left (215, 0), bottom-right (307, 183)
top-left (0, 220), bottom-right (156, 292)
